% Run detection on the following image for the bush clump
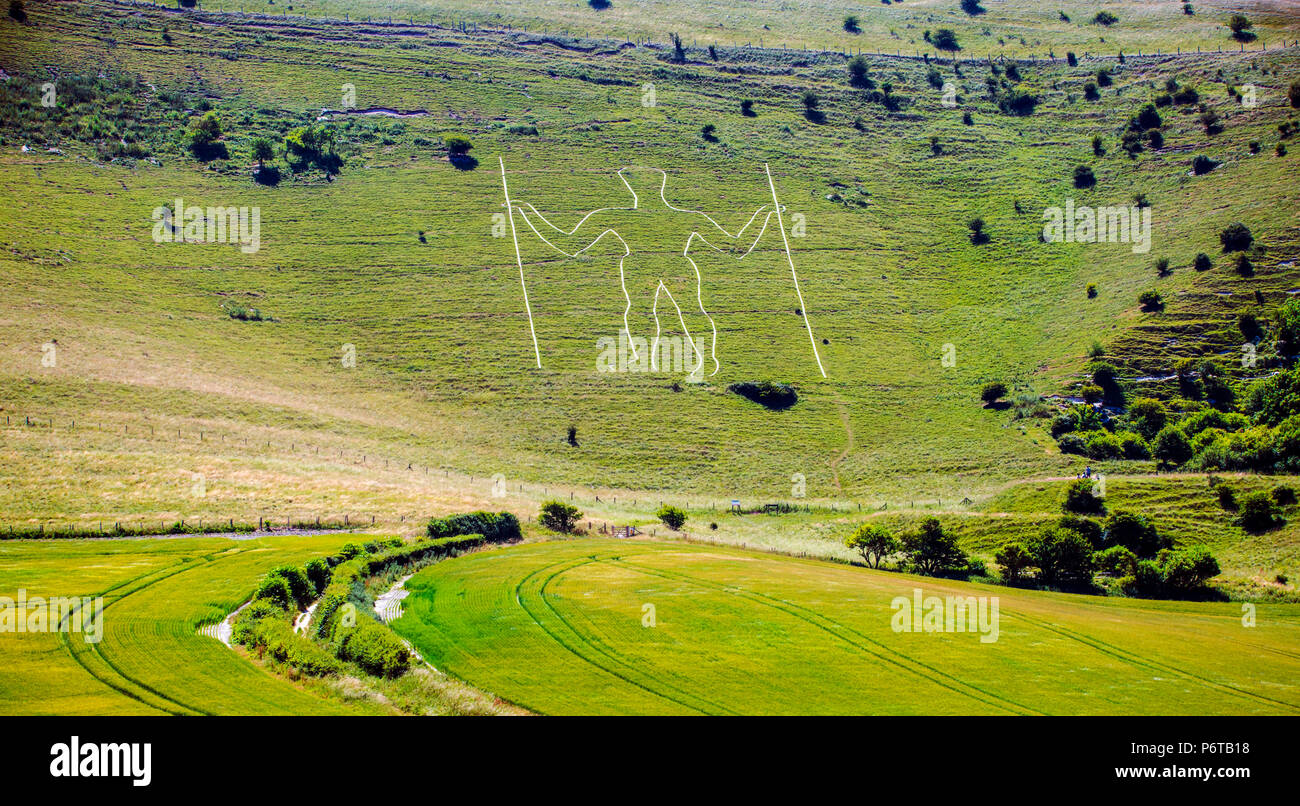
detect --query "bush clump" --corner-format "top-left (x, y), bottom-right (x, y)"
top-left (728, 381), bottom-right (798, 410)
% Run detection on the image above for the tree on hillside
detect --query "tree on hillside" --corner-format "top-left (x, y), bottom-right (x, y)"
top-left (250, 137), bottom-right (274, 169)
top-left (1228, 14), bottom-right (1255, 42)
top-left (980, 381), bottom-right (1007, 406)
top-left (8, 0), bottom-right (26, 22)
top-left (539, 500), bottom-right (582, 533)
top-left (847, 56), bottom-right (874, 89)
top-left (843, 15), bottom-right (861, 34)
top-left (994, 542), bottom-right (1034, 583)
top-left (1027, 526), bottom-right (1095, 587)
top-left (1290, 80), bottom-right (1300, 109)
top-left (968, 217), bottom-right (989, 244)
top-left (1063, 478), bottom-right (1104, 515)
top-left (1219, 222), bottom-right (1253, 252)
top-left (670, 32), bottom-right (686, 63)
top-left (900, 518), bottom-right (968, 576)
top-left (844, 524), bottom-right (898, 568)
top-left (959, 0), bottom-right (985, 16)
top-left (1238, 491), bottom-right (1279, 532)
top-left (930, 29), bottom-right (960, 51)
top-left (656, 505), bottom-right (687, 531)
top-left (1125, 398), bottom-right (1167, 440)
top-left (186, 110), bottom-right (227, 161)
top-left (1102, 510), bottom-right (1168, 556)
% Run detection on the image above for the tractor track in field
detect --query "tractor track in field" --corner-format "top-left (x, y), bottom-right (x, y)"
top-left (57, 557), bottom-right (221, 716)
top-left (611, 556), bottom-right (1042, 715)
top-left (1005, 609), bottom-right (1300, 713)
top-left (510, 552), bottom-right (737, 714)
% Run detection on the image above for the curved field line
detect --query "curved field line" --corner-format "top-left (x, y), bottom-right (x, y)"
top-left (533, 555), bottom-right (744, 715)
top-left (69, 553), bottom-right (249, 715)
top-left (509, 554), bottom-right (723, 714)
top-left (56, 559), bottom-right (213, 715)
top-left (614, 558), bottom-right (1042, 715)
top-left (1005, 610), bottom-right (1300, 713)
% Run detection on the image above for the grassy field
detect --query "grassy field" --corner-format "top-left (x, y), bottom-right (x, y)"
top-left (0, 532), bottom-right (396, 714)
top-left (211, 0), bottom-right (1300, 58)
top-left (393, 537), bottom-right (1300, 714)
top-left (1, 0), bottom-right (1299, 714)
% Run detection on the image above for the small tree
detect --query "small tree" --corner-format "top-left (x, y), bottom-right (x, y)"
top-left (1126, 398), bottom-right (1167, 440)
top-left (995, 542), bottom-right (1034, 583)
top-left (254, 576), bottom-right (293, 610)
top-left (844, 524), bottom-right (898, 568)
top-left (656, 504), bottom-right (687, 531)
top-left (1227, 14), bottom-right (1253, 41)
top-left (843, 15), bottom-right (861, 34)
top-left (740, 99), bottom-right (756, 116)
top-left (931, 29), bottom-right (960, 51)
top-left (847, 56), bottom-right (873, 89)
top-left (1238, 491), bottom-right (1279, 532)
top-left (8, 0), bottom-right (26, 22)
top-left (960, 0), bottom-right (986, 15)
top-left (1064, 478), bottom-right (1104, 515)
top-left (980, 381), bottom-right (1007, 406)
top-left (801, 91), bottom-right (820, 111)
top-left (250, 137), bottom-right (274, 169)
top-left (539, 500), bottom-right (582, 533)
top-left (1073, 164), bottom-right (1096, 188)
top-left (1027, 526), bottom-right (1096, 587)
top-left (968, 217), bottom-right (989, 244)
top-left (1290, 80), bottom-right (1300, 109)
top-left (1138, 290), bottom-right (1163, 311)
top-left (1219, 222), bottom-right (1253, 252)
top-left (445, 136), bottom-right (473, 157)
top-left (900, 518), bottom-right (968, 577)
top-left (1103, 510), bottom-right (1168, 556)
top-left (670, 32), bottom-right (686, 63)
top-left (1151, 426), bottom-right (1191, 468)
top-left (1193, 252), bottom-right (1212, 271)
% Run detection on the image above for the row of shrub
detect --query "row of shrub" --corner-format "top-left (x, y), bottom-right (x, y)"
top-left (238, 513), bottom-right (521, 680)
top-left (844, 491), bottom-right (1224, 599)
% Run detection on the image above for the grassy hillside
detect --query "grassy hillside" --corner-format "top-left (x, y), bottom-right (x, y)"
top-left (0, 1), bottom-right (1297, 591)
top-left (394, 538), bottom-right (1300, 714)
top-left (212, 0), bottom-right (1300, 58)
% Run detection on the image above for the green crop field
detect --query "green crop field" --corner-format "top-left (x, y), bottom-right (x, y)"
top-left (0, 0), bottom-right (1299, 718)
top-left (0, 533), bottom-right (393, 714)
top-left (393, 538), bottom-right (1300, 714)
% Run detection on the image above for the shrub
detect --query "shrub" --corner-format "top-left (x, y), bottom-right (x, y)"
top-left (1290, 80), bottom-right (1300, 109)
top-left (426, 510), bottom-right (521, 542)
top-left (960, 0), bottom-right (985, 15)
top-left (843, 15), bottom-right (861, 34)
top-left (1073, 164), bottom-right (1096, 188)
top-left (539, 500), bottom-right (582, 533)
top-left (656, 505), bottom-right (687, 531)
top-left (1118, 432), bottom-right (1150, 460)
top-left (1102, 510), bottom-right (1170, 556)
top-left (740, 99), bottom-right (755, 116)
top-left (980, 381), bottom-right (1007, 405)
top-left (254, 576), bottom-right (294, 610)
top-left (900, 518), bottom-right (968, 577)
top-left (728, 381), bottom-right (797, 409)
top-left (847, 57), bottom-right (875, 89)
top-left (1216, 484), bottom-right (1237, 510)
top-left (1192, 155), bottom-right (1219, 175)
top-left (304, 558), bottom-right (331, 594)
top-left (1126, 398), bottom-right (1167, 440)
top-left (1084, 430), bottom-right (1123, 459)
top-left (931, 29), bottom-right (960, 51)
top-left (1027, 526), bottom-right (1096, 587)
top-left (267, 565), bottom-right (313, 608)
top-left (336, 619), bottom-right (410, 677)
top-left (1064, 478), bottom-right (1104, 514)
top-left (845, 524), bottom-right (899, 568)
top-left (1083, 82), bottom-right (1100, 101)
top-left (995, 542), bottom-right (1034, 583)
top-left (1092, 11), bottom-right (1118, 26)
top-left (1080, 384), bottom-right (1103, 404)
top-left (1138, 290), bottom-right (1163, 311)
top-left (1216, 220), bottom-right (1248, 252)
top-left (186, 110), bottom-right (227, 160)
top-left (1066, 52), bottom-right (1077, 67)
top-left (1272, 485), bottom-right (1296, 506)
top-left (1193, 252), bottom-right (1212, 271)
top-left (1151, 426), bottom-right (1192, 468)
top-left (8, 0), bottom-right (25, 22)
top-left (1238, 491), bottom-right (1279, 532)
top-left (1057, 515), bottom-right (1103, 548)
top-left (1132, 103), bottom-right (1162, 131)
top-left (1228, 14), bottom-right (1253, 41)
top-left (444, 135), bottom-right (473, 156)
top-left (1160, 545), bottom-right (1220, 591)
top-left (1094, 545), bottom-right (1137, 576)
top-left (1096, 68), bottom-right (1112, 87)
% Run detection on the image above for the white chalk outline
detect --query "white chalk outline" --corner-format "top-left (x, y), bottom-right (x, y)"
top-left (499, 157), bottom-right (541, 368)
top-left (766, 163), bottom-right (827, 378)
top-left (501, 162), bottom-right (825, 378)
